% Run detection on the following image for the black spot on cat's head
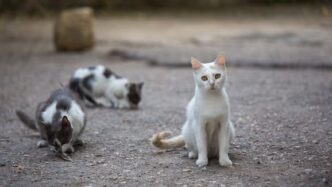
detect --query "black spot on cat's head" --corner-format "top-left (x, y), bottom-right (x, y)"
top-left (103, 68), bottom-right (113, 78)
top-left (127, 82), bottom-right (144, 108)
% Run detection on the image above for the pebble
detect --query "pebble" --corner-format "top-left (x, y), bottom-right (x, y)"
top-left (94, 154), bottom-right (103, 157)
top-left (312, 140), bottom-right (318, 144)
top-left (322, 178), bottom-right (328, 185)
top-left (294, 146), bottom-right (301, 149)
top-left (182, 169), bottom-right (191, 172)
top-left (0, 160), bottom-right (6, 167)
top-left (97, 160), bottom-right (105, 164)
top-left (304, 169), bottom-right (312, 175)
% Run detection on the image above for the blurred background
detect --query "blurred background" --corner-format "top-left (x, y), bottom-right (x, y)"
top-left (0, 0), bottom-right (331, 67)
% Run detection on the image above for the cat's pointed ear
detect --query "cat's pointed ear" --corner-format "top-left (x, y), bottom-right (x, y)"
top-left (138, 82), bottom-right (144, 90)
top-left (61, 116), bottom-right (71, 129)
top-left (191, 57), bottom-right (202, 70)
top-left (215, 55), bottom-right (226, 68)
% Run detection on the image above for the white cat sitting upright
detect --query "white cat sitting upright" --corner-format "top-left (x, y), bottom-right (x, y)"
top-left (152, 55), bottom-right (235, 167)
top-left (69, 65), bottom-right (143, 109)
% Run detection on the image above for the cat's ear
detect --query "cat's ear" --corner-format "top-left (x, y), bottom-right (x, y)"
top-left (191, 57), bottom-right (202, 70)
top-left (61, 116), bottom-right (71, 129)
top-left (138, 82), bottom-right (144, 90)
top-left (215, 55), bottom-right (226, 68)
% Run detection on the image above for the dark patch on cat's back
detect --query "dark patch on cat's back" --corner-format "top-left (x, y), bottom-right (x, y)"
top-left (103, 68), bottom-right (112, 78)
top-left (82, 74), bottom-right (94, 91)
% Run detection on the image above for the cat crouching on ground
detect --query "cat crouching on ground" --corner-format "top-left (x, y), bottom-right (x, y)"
top-left (151, 55), bottom-right (235, 167)
top-left (16, 87), bottom-right (86, 161)
top-left (69, 65), bottom-right (143, 109)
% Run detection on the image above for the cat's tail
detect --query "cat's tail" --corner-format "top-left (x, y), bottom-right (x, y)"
top-left (16, 110), bottom-right (38, 131)
top-left (151, 131), bottom-right (185, 149)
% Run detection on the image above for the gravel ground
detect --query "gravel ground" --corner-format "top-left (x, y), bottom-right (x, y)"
top-left (0, 13), bottom-right (331, 186)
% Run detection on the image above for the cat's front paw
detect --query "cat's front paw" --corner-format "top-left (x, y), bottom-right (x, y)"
top-left (62, 144), bottom-right (75, 154)
top-left (196, 158), bottom-right (208, 167)
top-left (219, 157), bottom-right (232, 167)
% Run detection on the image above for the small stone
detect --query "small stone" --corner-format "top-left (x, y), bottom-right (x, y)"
top-left (304, 169), bottom-right (312, 175)
top-left (97, 160), bottom-right (105, 164)
top-left (322, 178), bottom-right (329, 185)
top-left (0, 161), bottom-right (6, 167)
top-left (312, 140), bottom-right (318, 144)
top-left (182, 169), bottom-right (191, 172)
top-left (110, 175), bottom-right (118, 180)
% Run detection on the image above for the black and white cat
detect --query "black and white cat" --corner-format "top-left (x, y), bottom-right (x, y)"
top-left (69, 65), bottom-right (144, 109)
top-left (16, 87), bottom-right (86, 161)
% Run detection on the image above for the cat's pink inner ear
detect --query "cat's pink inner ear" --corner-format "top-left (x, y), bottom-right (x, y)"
top-left (191, 57), bottom-right (202, 70)
top-left (215, 55), bottom-right (226, 67)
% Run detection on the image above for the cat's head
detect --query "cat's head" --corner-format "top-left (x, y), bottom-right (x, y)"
top-left (126, 82), bottom-right (144, 109)
top-left (191, 55), bottom-right (227, 91)
top-left (45, 115), bottom-right (73, 148)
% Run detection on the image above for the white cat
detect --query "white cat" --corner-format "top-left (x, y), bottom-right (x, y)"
top-left (151, 55), bottom-right (235, 167)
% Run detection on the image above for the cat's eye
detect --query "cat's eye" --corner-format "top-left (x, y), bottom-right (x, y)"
top-left (215, 73), bottom-right (221, 79)
top-left (201, 76), bottom-right (208, 81)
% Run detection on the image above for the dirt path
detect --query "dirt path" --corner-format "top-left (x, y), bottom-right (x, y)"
top-left (0, 14), bottom-right (331, 186)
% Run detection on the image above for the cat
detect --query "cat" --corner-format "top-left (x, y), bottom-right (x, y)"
top-left (69, 65), bottom-right (144, 109)
top-left (151, 55), bottom-right (235, 167)
top-left (16, 87), bottom-right (86, 161)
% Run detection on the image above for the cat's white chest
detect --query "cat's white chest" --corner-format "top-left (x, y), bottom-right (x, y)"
top-left (197, 93), bottom-right (228, 120)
